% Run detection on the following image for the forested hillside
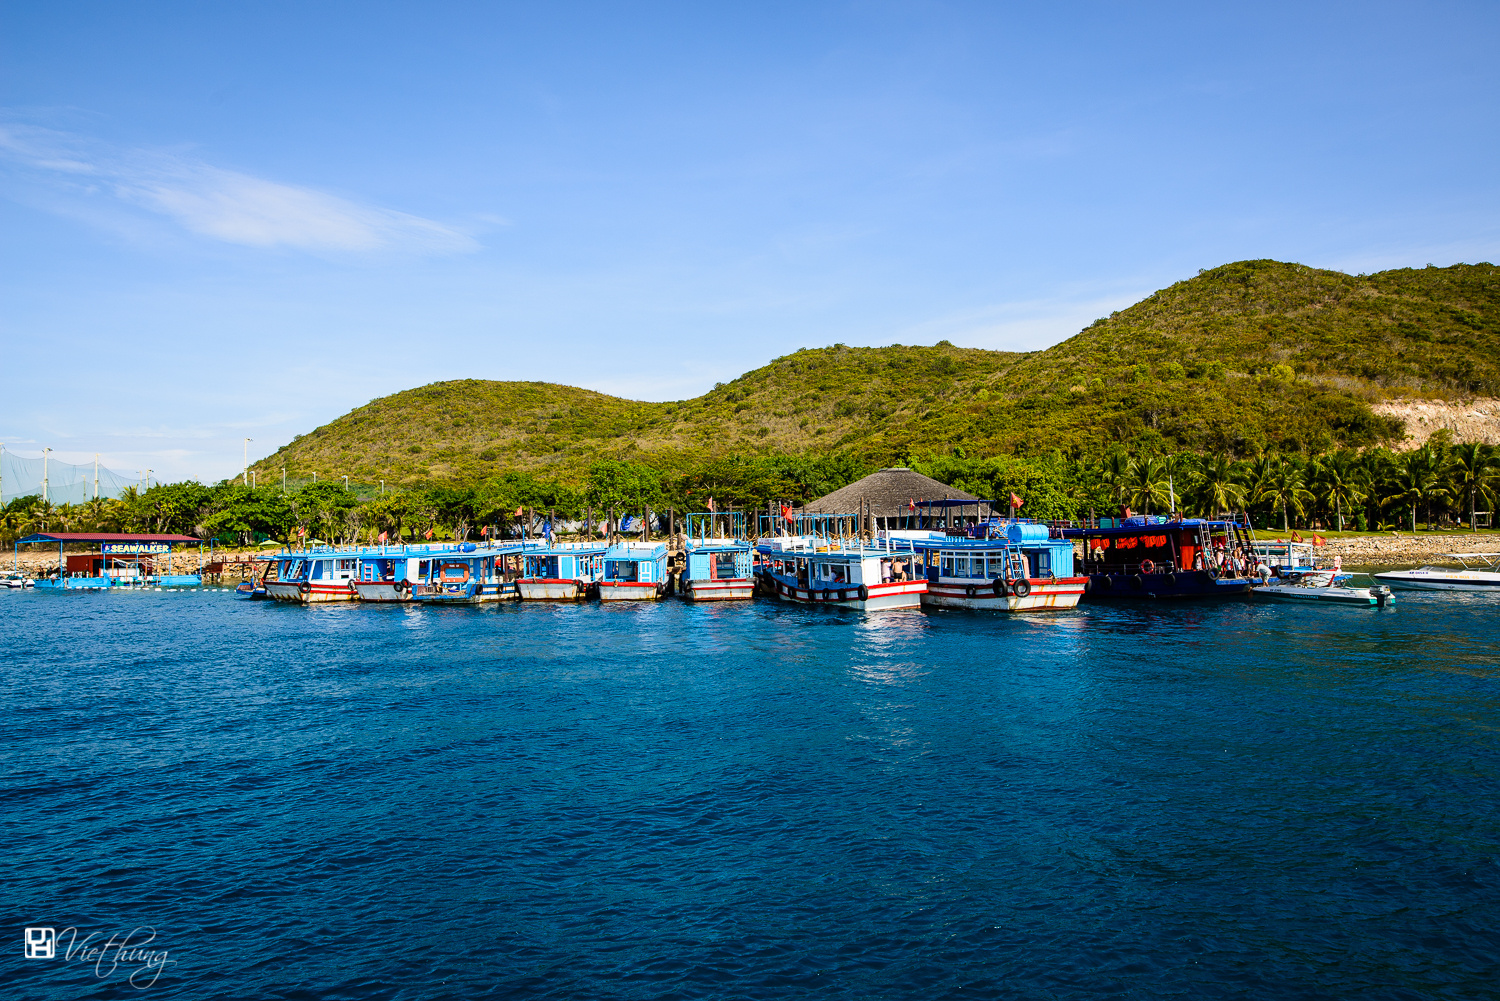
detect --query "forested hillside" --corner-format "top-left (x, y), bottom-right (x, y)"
top-left (253, 260), bottom-right (1500, 486)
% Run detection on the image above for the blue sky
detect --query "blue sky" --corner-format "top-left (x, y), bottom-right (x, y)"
top-left (2, 1), bottom-right (1497, 484)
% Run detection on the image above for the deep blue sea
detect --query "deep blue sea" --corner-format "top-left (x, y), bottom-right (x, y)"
top-left (4, 587), bottom-right (1498, 1000)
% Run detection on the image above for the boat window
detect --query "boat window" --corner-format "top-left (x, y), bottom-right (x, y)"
top-left (338, 559), bottom-right (357, 572)
top-left (941, 555), bottom-right (955, 575)
top-left (418, 560), bottom-right (430, 579)
top-left (311, 560), bottom-right (325, 580)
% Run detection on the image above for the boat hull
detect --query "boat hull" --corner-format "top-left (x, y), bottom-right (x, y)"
top-left (1082, 571), bottom-right (1251, 600)
top-left (1250, 585), bottom-right (1388, 606)
top-left (264, 581), bottom-right (356, 603)
top-left (517, 578), bottom-right (588, 601)
top-left (921, 577), bottom-right (1086, 612)
top-left (1370, 572), bottom-right (1500, 591)
top-left (681, 577), bottom-right (755, 601)
top-left (352, 581), bottom-right (409, 603)
top-left (764, 576), bottom-right (924, 611)
top-left (597, 581), bottom-right (662, 602)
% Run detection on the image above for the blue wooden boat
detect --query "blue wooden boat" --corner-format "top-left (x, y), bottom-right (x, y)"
top-left (680, 511), bottom-right (754, 601)
top-left (908, 521), bottom-right (1088, 612)
top-left (19, 532), bottom-right (204, 590)
top-left (598, 542), bottom-right (671, 601)
top-left (1061, 517), bottom-right (1256, 599)
top-left (756, 515), bottom-right (925, 611)
top-left (351, 541), bottom-right (542, 603)
top-left (516, 541), bottom-right (609, 601)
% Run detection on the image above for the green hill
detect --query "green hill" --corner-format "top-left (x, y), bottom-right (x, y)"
top-left (253, 260), bottom-right (1500, 485)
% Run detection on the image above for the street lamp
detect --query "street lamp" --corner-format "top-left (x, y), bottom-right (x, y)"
top-left (42, 447), bottom-right (51, 503)
top-left (243, 438), bottom-right (252, 487)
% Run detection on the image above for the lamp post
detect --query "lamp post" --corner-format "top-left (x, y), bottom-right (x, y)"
top-left (243, 438), bottom-right (252, 487)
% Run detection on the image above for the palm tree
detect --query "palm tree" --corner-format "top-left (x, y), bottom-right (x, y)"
top-left (1311, 449), bottom-right (1366, 532)
top-left (1413, 445), bottom-right (1450, 530)
top-left (1447, 443), bottom-right (1497, 532)
top-left (1197, 453), bottom-right (1245, 518)
top-left (1128, 456), bottom-right (1171, 515)
top-left (1382, 451), bottom-right (1440, 533)
top-left (1099, 451), bottom-right (1133, 513)
top-left (1254, 456), bottom-right (1314, 533)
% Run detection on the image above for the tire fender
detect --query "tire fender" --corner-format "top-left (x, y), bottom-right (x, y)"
top-left (1011, 578), bottom-right (1032, 598)
top-left (858, 583), bottom-right (869, 601)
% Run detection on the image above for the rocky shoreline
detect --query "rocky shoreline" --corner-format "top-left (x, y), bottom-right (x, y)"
top-left (1287, 533), bottom-right (1500, 566)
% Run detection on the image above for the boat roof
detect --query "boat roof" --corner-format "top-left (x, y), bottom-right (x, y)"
top-left (605, 542), bottom-right (668, 559)
top-left (17, 532), bottom-right (200, 544)
top-left (1060, 519), bottom-right (1241, 537)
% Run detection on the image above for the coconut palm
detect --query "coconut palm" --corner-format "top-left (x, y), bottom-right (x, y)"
top-left (1128, 456), bottom-right (1171, 515)
top-left (1381, 451), bottom-right (1441, 533)
top-left (1099, 451), bottom-right (1133, 513)
top-left (1446, 443), bottom-right (1497, 532)
top-left (1310, 449), bottom-right (1366, 532)
top-left (1254, 456), bottom-right (1314, 533)
top-left (1196, 453), bottom-right (1245, 518)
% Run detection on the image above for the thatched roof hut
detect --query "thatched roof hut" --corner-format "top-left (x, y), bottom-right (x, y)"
top-left (803, 467), bottom-right (990, 530)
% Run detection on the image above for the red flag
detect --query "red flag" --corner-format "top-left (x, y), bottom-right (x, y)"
top-left (908, 497), bottom-right (916, 512)
top-left (707, 496), bottom-right (716, 513)
top-left (424, 528), bottom-right (434, 540)
top-left (1291, 530), bottom-right (1304, 543)
top-left (1010, 492), bottom-right (1023, 510)
top-left (781, 503), bottom-right (793, 523)
top-left (298, 526), bottom-right (305, 537)
top-left (514, 506), bottom-right (523, 518)
top-left (378, 531), bottom-right (387, 543)
top-left (1312, 533), bottom-right (1326, 547)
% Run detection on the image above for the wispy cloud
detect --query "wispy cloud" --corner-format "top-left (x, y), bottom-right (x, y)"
top-left (0, 123), bottom-right (479, 254)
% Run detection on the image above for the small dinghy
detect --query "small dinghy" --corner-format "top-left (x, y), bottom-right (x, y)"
top-left (1251, 570), bottom-right (1393, 607)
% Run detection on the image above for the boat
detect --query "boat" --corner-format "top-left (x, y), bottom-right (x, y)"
top-left (0, 571), bottom-right (34, 589)
top-left (1250, 538), bottom-right (1323, 577)
top-left (516, 541), bottom-right (609, 601)
top-left (351, 542), bottom-right (538, 603)
top-left (597, 542), bottom-right (671, 601)
top-left (1061, 517), bottom-right (1258, 599)
top-left (1250, 570), bottom-right (1393, 607)
top-left (18, 533), bottom-right (205, 590)
top-left (679, 512), bottom-right (754, 601)
top-left (909, 521), bottom-right (1088, 612)
top-left (234, 580), bottom-right (265, 598)
top-left (756, 532), bottom-right (926, 612)
top-left (1371, 553), bottom-right (1500, 591)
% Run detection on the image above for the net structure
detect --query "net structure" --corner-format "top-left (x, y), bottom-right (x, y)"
top-left (1, 450), bottom-right (139, 505)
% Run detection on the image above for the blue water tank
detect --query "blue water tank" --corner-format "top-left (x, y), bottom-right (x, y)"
top-left (461, 543), bottom-right (477, 553)
top-left (1006, 522), bottom-right (1050, 543)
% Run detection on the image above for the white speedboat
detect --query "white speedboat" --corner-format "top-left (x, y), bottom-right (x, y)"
top-left (1251, 570), bottom-right (1394, 607)
top-left (1372, 553), bottom-right (1500, 592)
top-left (0, 571), bottom-right (34, 589)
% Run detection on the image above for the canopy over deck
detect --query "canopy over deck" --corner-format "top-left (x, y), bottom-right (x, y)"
top-left (17, 532), bottom-right (201, 544)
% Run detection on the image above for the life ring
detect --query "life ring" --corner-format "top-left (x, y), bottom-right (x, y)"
top-left (858, 584), bottom-right (869, 601)
top-left (1011, 578), bottom-right (1031, 598)
top-left (439, 562), bottom-right (470, 583)
top-left (1140, 559), bottom-right (1155, 575)
top-left (992, 578), bottom-right (1007, 596)
top-left (655, 581), bottom-right (666, 598)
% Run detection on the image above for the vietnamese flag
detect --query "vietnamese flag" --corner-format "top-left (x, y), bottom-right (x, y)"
top-left (424, 528), bottom-right (434, 540)
top-left (781, 503), bottom-right (794, 523)
top-left (1010, 492), bottom-right (1023, 509)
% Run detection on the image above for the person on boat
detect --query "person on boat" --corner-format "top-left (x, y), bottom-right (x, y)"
top-left (1193, 552), bottom-right (1205, 571)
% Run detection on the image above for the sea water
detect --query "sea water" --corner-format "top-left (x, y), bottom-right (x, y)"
top-left (4, 589), bottom-right (1497, 999)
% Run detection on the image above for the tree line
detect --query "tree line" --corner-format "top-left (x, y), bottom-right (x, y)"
top-left (3, 440), bottom-right (1496, 548)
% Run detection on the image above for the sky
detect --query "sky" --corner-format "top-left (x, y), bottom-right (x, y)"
top-left (2, 1), bottom-right (1498, 484)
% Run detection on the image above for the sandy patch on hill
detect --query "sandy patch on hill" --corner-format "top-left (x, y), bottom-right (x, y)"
top-left (1373, 397), bottom-right (1500, 447)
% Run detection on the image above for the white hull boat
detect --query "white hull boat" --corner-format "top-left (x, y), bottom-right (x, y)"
top-left (1372, 553), bottom-right (1500, 592)
top-left (1252, 571), bottom-right (1394, 607)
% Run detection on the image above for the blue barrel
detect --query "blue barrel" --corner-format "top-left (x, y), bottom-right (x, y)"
top-left (1006, 522), bottom-right (1050, 543)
